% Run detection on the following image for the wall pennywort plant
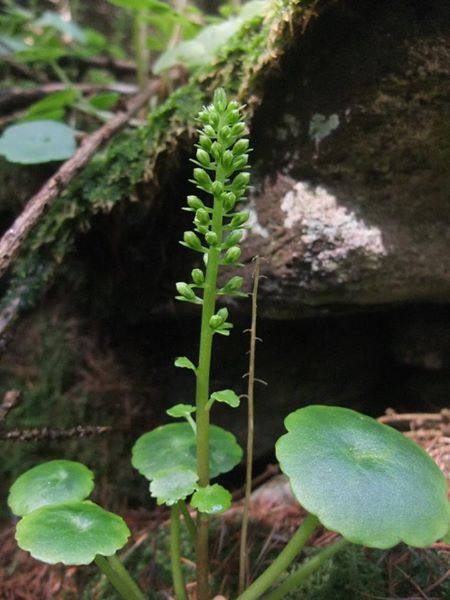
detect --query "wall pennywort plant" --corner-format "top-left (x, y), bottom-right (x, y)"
top-left (7, 89), bottom-right (450, 600)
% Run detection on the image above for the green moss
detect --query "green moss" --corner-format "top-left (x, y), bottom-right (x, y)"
top-left (0, 0), bottom-right (312, 321)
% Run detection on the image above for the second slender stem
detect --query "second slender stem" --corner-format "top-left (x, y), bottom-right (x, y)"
top-left (171, 503), bottom-right (188, 600)
top-left (95, 554), bottom-right (146, 600)
top-left (238, 256), bottom-right (261, 593)
top-left (236, 514), bottom-right (319, 600)
top-left (264, 538), bottom-right (349, 600)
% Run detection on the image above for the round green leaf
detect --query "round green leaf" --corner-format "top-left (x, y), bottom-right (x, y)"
top-left (132, 423), bottom-right (242, 480)
top-left (191, 484), bottom-right (231, 514)
top-left (16, 501), bottom-right (130, 565)
top-left (150, 468), bottom-right (198, 505)
top-left (0, 120), bottom-right (76, 164)
top-left (276, 406), bottom-right (450, 549)
top-left (8, 460), bottom-right (94, 517)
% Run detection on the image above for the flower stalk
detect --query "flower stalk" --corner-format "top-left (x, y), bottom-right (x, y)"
top-left (176, 88), bottom-right (251, 599)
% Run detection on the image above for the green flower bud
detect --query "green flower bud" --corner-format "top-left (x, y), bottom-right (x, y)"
top-left (229, 211), bottom-right (249, 228)
top-left (223, 192), bottom-right (237, 212)
top-left (209, 307), bottom-right (228, 329)
top-left (183, 231), bottom-right (203, 251)
top-left (221, 150), bottom-right (234, 169)
top-left (176, 282), bottom-right (196, 300)
top-left (198, 110), bottom-right (209, 124)
top-left (195, 208), bottom-right (210, 226)
top-left (213, 88), bottom-right (228, 112)
top-left (193, 168), bottom-right (212, 191)
top-left (209, 110), bottom-right (220, 127)
top-left (233, 139), bottom-right (250, 155)
top-left (231, 172), bottom-right (250, 194)
top-left (227, 110), bottom-right (241, 125)
top-left (212, 180), bottom-right (224, 196)
top-left (228, 100), bottom-right (239, 110)
top-left (209, 314), bottom-right (223, 329)
top-left (191, 268), bottom-right (204, 285)
top-left (196, 148), bottom-right (211, 167)
top-left (210, 141), bottom-right (223, 161)
top-left (204, 125), bottom-right (216, 138)
top-left (199, 135), bottom-right (212, 152)
top-left (224, 246), bottom-right (241, 264)
top-left (224, 230), bottom-right (243, 247)
top-left (232, 155), bottom-right (249, 170)
top-left (217, 307), bottom-right (228, 320)
top-left (222, 276), bottom-right (243, 293)
top-left (205, 231), bottom-right (218, 246)
top-left (219, 125), bottom-right (231, 141)
top-left (187, 195), bottom-right (204, 210)
top-left (230, 122), bottom-right (246, 136)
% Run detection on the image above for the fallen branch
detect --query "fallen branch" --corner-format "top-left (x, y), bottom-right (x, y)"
top-left (0, 80), bottom-right (160, 280)
top-left (0, 425), bottom-right (111, 441)
top-left (78, 55), bottom-right (138, 75)
top-left (0, 82), bottom-right (139, 113)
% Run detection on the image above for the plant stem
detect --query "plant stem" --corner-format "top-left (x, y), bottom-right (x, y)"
top-left (264, 538), bottom-right (349, 600)
top-left (195, 168), bottom-right (225, 600)
top-left (132, 10), bottom-right (149, 92)
top-left (235, 514), bottom-right (319, 600)
top-left (238, 256), bottom-right (260, 594)
top-left (95, 554), bottom-right (146, 600)
top-left (171, 503), bottom-right (188, 600)
top-left (180, 500), bottom-right (196, 543)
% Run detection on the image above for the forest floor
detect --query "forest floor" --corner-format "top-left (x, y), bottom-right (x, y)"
top-left (1, 472), bottom-right (450, 600)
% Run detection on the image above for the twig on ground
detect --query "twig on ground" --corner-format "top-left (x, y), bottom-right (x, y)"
top-left (0, 425), bottom-right (111, 441)
top-left (0, 80), bottom-right (160, 280)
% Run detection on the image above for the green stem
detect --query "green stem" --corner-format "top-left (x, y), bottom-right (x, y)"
top-left (238, 257), bottom-right (260, 593)
top-left (179, 500), bottom-right (196, 543)
top-left (95, 554), bottom-right (146, 600)
top-left (236, 514), bottom-right (319, 600)
top-left (264, 538), bottom-right (349, 600)
top-left (195, 168), bottom-right (225, 600)
top-left (132, 9), bottom-right (149, 92)
top-left (171, 503), bottom-right (188, 600)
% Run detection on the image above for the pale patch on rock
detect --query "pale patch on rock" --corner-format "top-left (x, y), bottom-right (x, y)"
top-left (245, 199), bottom-right (270, 239)
top-left (280, 182), bottom-right (386, 276)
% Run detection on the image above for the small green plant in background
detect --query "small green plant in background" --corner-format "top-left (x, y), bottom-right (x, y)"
top-left (7, 89), bottom-right (450, 600)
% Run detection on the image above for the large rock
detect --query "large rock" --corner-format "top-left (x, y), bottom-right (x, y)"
top-left (236, 0), bottom-right (450, 317)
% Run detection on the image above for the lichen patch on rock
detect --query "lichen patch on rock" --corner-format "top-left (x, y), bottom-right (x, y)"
top-left (280, 181), bottom-right (386, 275)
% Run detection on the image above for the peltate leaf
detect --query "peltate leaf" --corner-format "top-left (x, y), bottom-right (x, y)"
top-left (34, 11), bottom-right (87, 43)
top-left (132, 423), bottom-right (242, 480)
top-left (276, 405), bottom-right (450, 549)
top-left (191, 484), bottom-right (231, 514)
top-left (16, 501), bottom-right (130, 565)
top-left (8, 460), bottom-right (94, 517)
top-left (0, 120), bottom-right (76, 164)
top-left (150, 468), bottom-right (198, 505)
